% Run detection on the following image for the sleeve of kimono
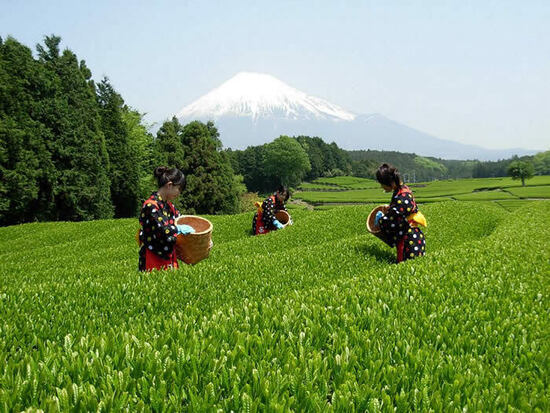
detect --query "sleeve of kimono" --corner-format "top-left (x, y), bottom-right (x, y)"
top-left (143, 203), bottom-right (178, 252)
top-left (378, 191), bottom-right (414, 245)
top-left (262, 198), bottom-right (277, 224)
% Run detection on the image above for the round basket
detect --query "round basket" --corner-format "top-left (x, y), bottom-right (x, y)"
top-left (366, 205), bottom-right (389, 237)
top-left (175, 215), bottom-right (213, 265)
top-left (275, 210), bottom-right (291, 227)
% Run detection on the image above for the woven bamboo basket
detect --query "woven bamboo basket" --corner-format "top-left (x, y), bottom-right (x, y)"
top-left (275, 210), bottom-right (291, 227)
top-left (175, 215), bottom-right (213, 265)
top-left (366, 205), bottom-right (389, 241)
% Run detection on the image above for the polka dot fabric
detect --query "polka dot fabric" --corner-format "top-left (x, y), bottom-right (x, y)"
top-left (252, 194), bottom-right (287, 235)
top-left (397, 227), bottom-right (426, 263)
top-left (378, 185), bottom-right (426, 263)
top-left (138, 192), bottom-right (180, 271)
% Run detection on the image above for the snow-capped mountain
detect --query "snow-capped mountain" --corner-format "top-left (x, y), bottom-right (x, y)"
top-left (177, 72), bottom-right (355, 122)
top-left (176, 72), bottom-right (536, 160)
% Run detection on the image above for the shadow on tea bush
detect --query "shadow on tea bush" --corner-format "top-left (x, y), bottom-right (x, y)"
top-left (354, 243), bottom-right (395, 264)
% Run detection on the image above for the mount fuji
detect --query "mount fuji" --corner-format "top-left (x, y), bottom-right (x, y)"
top-left (176, 72), bottom-right (535, 160)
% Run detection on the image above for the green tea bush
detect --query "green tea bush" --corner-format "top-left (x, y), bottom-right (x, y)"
top-left (494, 199), bottom-right (534, 211)
top-left (298, 182), bottom-right (342, 191)
top-left (505, 185), bottom-right (550, 199)
top-left (296, 176), bottom-right (550, 205)
top-left (0, 202), bottom-right (548, 411)
top-left (452, 190), bottom-right (517, 201)
top-left (312, 176), bottom-right (378, 187)
top-left (295, 188), bottom-right (389, 204)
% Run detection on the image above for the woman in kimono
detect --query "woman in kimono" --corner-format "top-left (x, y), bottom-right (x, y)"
top-left (138, 167), bottom-right (193, 271)
top-left (374, 163), bottom-right (426, 263)
top-left (252, 185), bottom-right (290, 235)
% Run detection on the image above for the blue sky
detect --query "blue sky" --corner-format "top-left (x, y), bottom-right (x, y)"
top-left (2, 0), bottom-right (549, 150)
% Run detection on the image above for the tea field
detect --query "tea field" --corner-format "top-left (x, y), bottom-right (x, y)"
top-left (0, 201), bottom-right (549, 411)
top-left (296, 176), bottom-right (550, 207)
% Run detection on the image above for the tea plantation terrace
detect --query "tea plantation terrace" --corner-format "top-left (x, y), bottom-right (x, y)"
top-left (0, 201), bottom-right (548, 410)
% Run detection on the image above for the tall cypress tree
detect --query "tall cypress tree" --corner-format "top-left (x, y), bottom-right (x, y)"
top-left (179, 121), bottom-right (241, 214)
top-left (97, 77), bottom-right (140, 217)
top-left (0, 37), bottom-right (54, 225)
top-left (153, 118), bottom-right (241, 214)
top-left (154, 116), bottom-right (186, 169)
top-left (232, 145), bottom-right (274, 193)
top-left (1, 35), bottom-right (157, 225)
top-left (122, 108), bottom-right (155, 202)
top-left (37, 36), bottom-right (113, 221)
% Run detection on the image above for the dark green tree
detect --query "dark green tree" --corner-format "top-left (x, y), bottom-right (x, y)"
top-left (264, 136), bottom-right (311, 187)
top-left (37, 35), bottom-right (113, 221)
top-left (295, 136), bottom-right (352, 180)
top-left (225, 148), bottom-right (240, 173)
top-left (507, 160), bottom-right (534, 186)
top-left (230, 136), bottom-right (353, 191)
top-left (0, 37), bottom-right (55, 224)
top-left (533, 150), bottom-right (550, 175)
top-left (1, 35), bottom-right (159, 225)
top-left (351, 159), bottom-right (377, 178)
top-left (231, 144), bottom-right (275, 192)
top-left (154, 119), bottom-right (242, 214)
top-left (179, 121), bottom-right (241, 214)
top-left (97, 77), bottom-right (141, 217)
top-left (296, 137), bottom-right (325, 180)
top-left (154, 117), bottom-right (186, 169)
top-left (122, 108), bottom-right (155, 202)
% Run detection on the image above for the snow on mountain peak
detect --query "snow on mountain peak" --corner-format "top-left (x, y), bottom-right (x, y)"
top-left (177, 72), bottom-right (356, 121)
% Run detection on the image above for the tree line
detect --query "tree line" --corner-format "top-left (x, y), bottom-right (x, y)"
top-left (226, 136), bottom-right (352, 192)
top-left (2, 35), bottom-right (548, 225)
top-left (228, 142), bottom-right (550, 190)
top-left (0, 36), bottom-right (241, 226)
top-left (347, 149), bottom-right (549, 182)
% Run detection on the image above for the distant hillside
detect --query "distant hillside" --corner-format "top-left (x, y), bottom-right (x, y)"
top-left (227, 134), bottom-right (545, 194)
top-left (347, 149), bottom-right (537, 182)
